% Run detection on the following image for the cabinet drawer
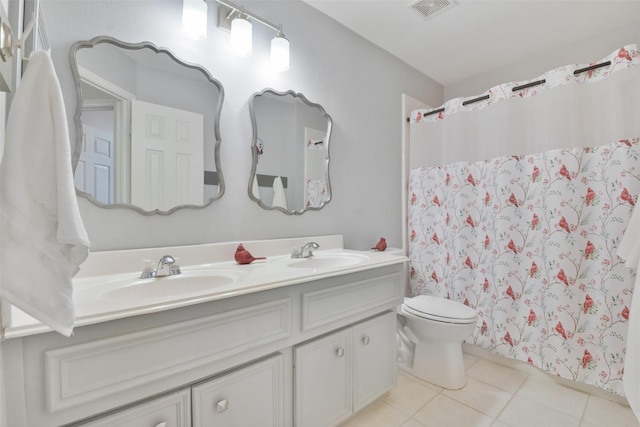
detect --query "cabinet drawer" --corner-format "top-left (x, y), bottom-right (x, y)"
top-left (45, 298), bottom-right (291, 412)
top-left (192, 354), bottom-right (284, 427)
top-left (301, 272), bottom-right (402, 330)
top-left (78, 389), bottom-right (190, 427)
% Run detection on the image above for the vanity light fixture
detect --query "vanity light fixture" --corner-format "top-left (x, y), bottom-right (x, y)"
top-left (182, 0), bottom-right (208, 40)
top-left (270, 29), bottom-right (289, 72)
top-left (216, 0), bottom-right (290, 71)
top-left (230, 13), bottom-right (252, 57)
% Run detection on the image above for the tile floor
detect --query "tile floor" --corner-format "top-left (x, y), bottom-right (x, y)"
top-left (342, 353), bottom-right (638, 427)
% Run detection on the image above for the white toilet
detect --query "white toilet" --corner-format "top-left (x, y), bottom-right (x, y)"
top-left (398, 295), bottom-right (478, 389)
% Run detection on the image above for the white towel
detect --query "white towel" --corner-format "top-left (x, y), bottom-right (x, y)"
top-left (0, 51), bottom-right (90, 337)
top-left (618, 205), bottom-right (640, 422)
top-left (271, 176), bottom-right (287, 209)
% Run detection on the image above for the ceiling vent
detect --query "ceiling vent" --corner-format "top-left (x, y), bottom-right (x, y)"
top-left (409, 0), bottom-right (457, 20)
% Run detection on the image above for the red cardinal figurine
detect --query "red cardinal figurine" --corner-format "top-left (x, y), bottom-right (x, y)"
top-left (372, 237), bottom-right (387, 251)
top-left (234, 243), bottom-right (266, 265)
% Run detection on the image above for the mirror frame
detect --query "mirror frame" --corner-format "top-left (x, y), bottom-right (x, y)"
top-left (69, 36), bottom-right (225, 215)
top-left (248, 88), bottom-right (333, 215)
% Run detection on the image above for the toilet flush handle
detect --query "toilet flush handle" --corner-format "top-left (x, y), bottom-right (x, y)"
top-left (336, 347), bottom-right (345, 358)
top-left (362, 336), bottom-right (370, 345)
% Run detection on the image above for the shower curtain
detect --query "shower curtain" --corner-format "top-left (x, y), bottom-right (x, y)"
top-left (408, 45), bottom-right (640, 398)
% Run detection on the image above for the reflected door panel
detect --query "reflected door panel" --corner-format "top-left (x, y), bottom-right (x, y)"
top-left (130, 99), bottom-right (204, 212)
top-left (75, 123), bottom-right (115, 204)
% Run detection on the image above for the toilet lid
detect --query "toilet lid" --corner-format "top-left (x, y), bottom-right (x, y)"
top-left (404, 295), bottom-right (477, 323)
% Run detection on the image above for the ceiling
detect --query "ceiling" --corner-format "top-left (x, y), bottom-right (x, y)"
top-left (301, 0), bottom-right (640, 87)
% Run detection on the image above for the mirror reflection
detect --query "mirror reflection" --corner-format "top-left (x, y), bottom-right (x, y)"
top-left (249, 89), bottom-right (332, 215)
top-left (70, 36), bottom-right (224, 215)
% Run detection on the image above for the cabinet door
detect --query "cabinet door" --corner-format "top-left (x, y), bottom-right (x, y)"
top-left (353, 312), bottom-right (396, 411)
top-left (192, 354), bottom-right (284, 427)
top-left (78, 389), bottom-right (190, 427)
top-left (294, 328), bottom-right (353, 427)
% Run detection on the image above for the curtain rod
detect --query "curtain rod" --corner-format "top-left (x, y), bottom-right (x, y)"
top-left (406, 60), bottom-right (613, 122)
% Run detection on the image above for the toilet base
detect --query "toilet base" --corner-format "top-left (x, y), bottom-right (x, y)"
top-left (409, 341), bottom-right (466, 389)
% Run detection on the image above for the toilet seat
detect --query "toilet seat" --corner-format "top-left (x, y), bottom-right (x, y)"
top-left (403, 295), bottom-right (477, 324)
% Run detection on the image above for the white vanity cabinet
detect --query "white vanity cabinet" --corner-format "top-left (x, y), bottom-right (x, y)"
top-left (78, 390), bottom-right (191, 427)
top-left (192, 354), bottom-right (284, 427)
top-left (2, 261), bottom-right (404, 427)
top-left (294, 311), bottom-right (396, 427)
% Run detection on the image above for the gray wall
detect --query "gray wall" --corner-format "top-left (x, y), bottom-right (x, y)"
top-left (42, 0), bottom-right (443, 251)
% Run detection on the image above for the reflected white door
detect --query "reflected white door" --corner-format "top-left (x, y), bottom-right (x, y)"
top-left (75, 123), bottom-right (115, 204)
top-left (130, 100), bottom-right (204, 211)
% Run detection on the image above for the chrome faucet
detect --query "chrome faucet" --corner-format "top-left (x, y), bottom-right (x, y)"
top-left (291, 242), bottom-right (320, 258)
top-left (141, 255), bottom-right (181, 278)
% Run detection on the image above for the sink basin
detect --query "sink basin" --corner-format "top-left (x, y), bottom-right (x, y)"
top-left (98, 269), bottom-right (241, 300)
top-left (286, 253), bottom-right (369, 270)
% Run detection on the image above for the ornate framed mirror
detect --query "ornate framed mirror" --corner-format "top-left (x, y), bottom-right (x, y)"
top-left (248, 88), bottom-right (332, 215)
top-left (70, 36), bottom-right (224, 215)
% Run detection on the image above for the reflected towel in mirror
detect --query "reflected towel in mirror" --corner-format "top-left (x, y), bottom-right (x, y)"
top-left (272, 176), bottom-right (287, 209)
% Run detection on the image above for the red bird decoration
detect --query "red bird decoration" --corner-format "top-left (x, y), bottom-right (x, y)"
top-left (509, 193), bottom-right (519, 207)
top-left (582, 349), bottom-right (592, 369)
top-left (372, 237), bottom-right (387, 251)
top-left (466, 215), bottom-right (475, 228)
top-left (507, 239), bottom-right (518, 254)
top-left (234, 243), bottom-right (266, 265)
top-left (557, 269), bottom-right (570, 286)
top-left (618, 47), bottom-right (632, 61)
top-left (485, 192), bottom-right (491, 206)
top-left (555, 321), bottom-right (567, 339)
top-left (530, 261), bottom-right (538, 278)
top-left (410, 193), bottom-right (417, 205)
top-left (464, 256), bottom-right (474, 270)
top-left (432, 233), bottom-right (440, 245)
top-left (531, 213), bottom-right (539, 230)
top-left (620, 139), bottom-right (632, 147)
top-left (431, 271), bottom-right (439, 283)
top-left (532, 166), bottom-right (540, 182)
top-left (484, 235), bottom-right (490, 249)
top-left (483, 277), bottom-right (489, 292)
top-left (506, 285), bottom-right (516, 300)
top-left (504, 331), bottom-right (514, 347)
top-left (467, 173), bottom-right (476, 186)
top-left (558, 216), bottom-right (571, 233)
top-left (445, 173), bottom-right (451, 185)
top-left (585, 187), bottom-right (595, 206)
top-left (433, 195), bottom-right (441, 206)
top-left (528, 309), bottom-right (537, 326)
top-left (559, 164), bottom-right (571, 180)
top-left (621, 187), bottom-right (635, 206)
top-left (584, 241), bottom-right (595, 259)
top-left (527, 357), bottom-right (534, 365)
top-left (622, 306), bottom-right (630, 320)
top-left (583, 294), bottom-right (594, 313)
top-left (480, 321), bottom-right (488, 335)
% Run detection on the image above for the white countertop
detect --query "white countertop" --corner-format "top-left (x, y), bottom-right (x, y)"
top-left (3, 235), bottom-right (407, 339)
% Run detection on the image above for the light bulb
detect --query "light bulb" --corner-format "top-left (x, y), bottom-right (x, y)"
top-left (270, 33), bottom-right (290, 72)
top-left (230, 16), bottom-right (252, 57)
top-left (182, 0), bottom-right (207, 40)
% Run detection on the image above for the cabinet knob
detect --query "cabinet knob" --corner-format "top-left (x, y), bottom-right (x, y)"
top-left (336, 347), bottom-right (345, 358)
top-left (154, 423), bottom-right (167, 427)
top-left (362, 336), bottom-right (370, 345)
top-left (216, 399), bottom-right (229, 413)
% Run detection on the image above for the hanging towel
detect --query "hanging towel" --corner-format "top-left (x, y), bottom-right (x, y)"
top-left (618, 205), bottom-right (640, 422)
top-left (271, 176), bottom-right (287, 209)
top-left (0, 51), bottom-right (90, 337)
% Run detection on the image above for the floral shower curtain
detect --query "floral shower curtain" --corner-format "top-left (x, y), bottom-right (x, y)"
top-left (407, 45), bottom-right (640, 397)
top-left (409, 140), bottom-right (639, 395)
